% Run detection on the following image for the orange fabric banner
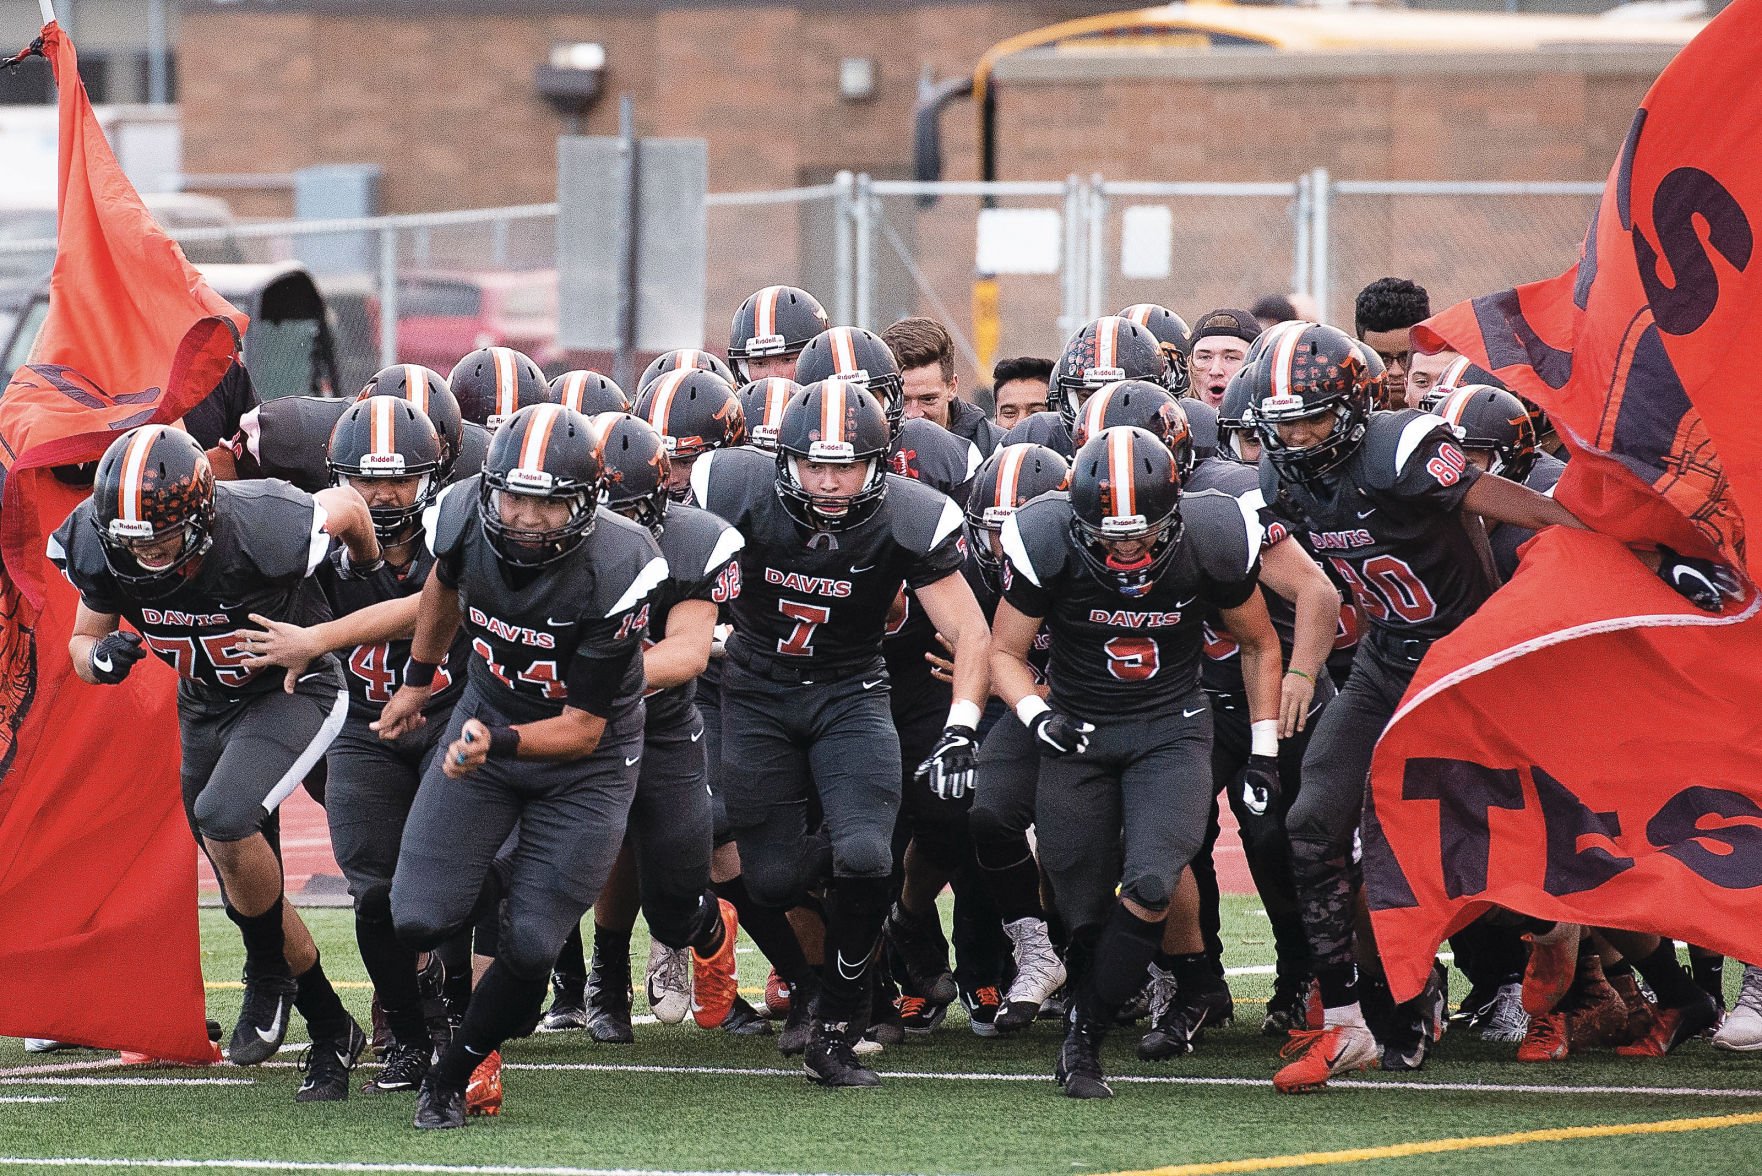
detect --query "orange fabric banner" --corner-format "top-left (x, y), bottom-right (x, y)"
top-left (0, 22), bottom-right (245, 1063)
top-left (1375, 0), bottom-right (1762, 1001)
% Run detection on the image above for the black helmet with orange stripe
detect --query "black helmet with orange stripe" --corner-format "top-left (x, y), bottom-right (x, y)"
top-left (478, 403), bottom-right (602, 568)
top-left (449, 346), bottom-right (551, 431)
top-left (1069, 379), bottom-right (1195, 477)
top-left (965, 443), bottom-right (1070, 590)
top-left (550, 369), bottom-right (631, 417)
top-left (1217, 360), bottom-right (1267, 463)
top-left (737, 377), bottom-right (803, 453)
top-left (1051, 316), bottom-right (1168, 438)
top-left (1068, 425), bottom-right (1184, 599)
top-left (793, 326), bottom-right (907, 439)
top-left (1253, 322), bottom-right (1373, 485)
top-left (1351, 338), bottom-right (1393, 410)
top-left (638, 348), bottom-right (737, 394)
top-left (633, 369), bottom-right (747, 495)
top-left (358, 364), bottom-right (463, 479)
top-left (1419, 354), bottom-right (1502, 412)
top-left (1117, 303), bottom-right (1192, 396)
top-left (774, 378), bottom-right (892, 531)
top-left (728, 285), bottom-right (830, 382)
top-left (90, 425), bottom-right (217, 598)
top-left (1432, 385), bottom-right (1538, 482)
top-left (592, 412), bottom-right (671, 535)
top-left (327, 397), bottom-right (444, 542)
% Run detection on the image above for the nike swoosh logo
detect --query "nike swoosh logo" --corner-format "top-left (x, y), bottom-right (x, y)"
top-left (92, 653), bottom-right (113, 674)
top-left (624, 755), bottom-right (641, 767)
top-left (690, 729), bottom-right (703, 743)
top-left (1356, 508), bottom-right (1377, 520)
top-left (850, 563), bottom-right (878, 573)
top-left (836, 951), bottom-right (868, 981)
top-left (1182, 707), bottom-right (1204, 718)
top-left (255, 1001), bottom-right (285, 1044)
top-left (546, 616), bottom-right (576, 627)
top-left (862, 679), bottom-right (885, 690)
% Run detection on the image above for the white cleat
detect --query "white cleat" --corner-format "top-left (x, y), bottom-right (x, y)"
top-left (645, 940), bottom-right (692, 1025)
top-left (1714, 965), bottom-right (1762, 1052)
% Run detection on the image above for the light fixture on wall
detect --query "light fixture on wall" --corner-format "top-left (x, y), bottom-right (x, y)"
top-left (535, 42), bottom-right (606, 132)
top-left (839, 56), bottom-right (877, 103)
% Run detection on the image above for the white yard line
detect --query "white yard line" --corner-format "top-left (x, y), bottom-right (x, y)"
top-left (0, 1096), bottom-right (62, 1103)
top-left (0, 1161), bottom-right (903, 1176)
top-left (0, 1077), bottom-right (253, 1087)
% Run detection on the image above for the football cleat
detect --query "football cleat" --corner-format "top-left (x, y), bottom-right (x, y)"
top-left (541, 971), bottom-right (588, 1032)
top-left (996, 918), bottom-right (1066, 1032)
top-left (1562, 954), bottom-right (1627, 1048)
top-left (961, 986), bottom-right (1003, 1039)
top-left (369, 994), bottom-right (390, 1061)
top-left (1516, 1012), bottom-right (1570, 1063)
top-left (1139, 982), bottom-right (1231, 1061)
top-left (1382, 962), bottom-right (1447, 1072)
top-left (362, 1039), bottom-right (431, 1094)
top-left (294, 1018), bottom-right (367, 1103)
top-left (1055, 1011), bottom-right (1113, 1100)
top-left (884, 902), bottom-right (957, 1007)
top-left (23, 1040), bottom-right (79, 1053)
top-left (413, 1076), bottom-right (467, 1130)
top-left (721, 995), bottom-right (773, 1037)
top-left (778, 994), bottom-right (815, 1058)
top-left (1713, 965), bottom-right (1762, 1052)
top-left (1478, 982), bottom-right (1530, 1044)
top-left (1263, 976), bottom-right (1311, 1038)
top-left (690, 899), bottom-right (741, 1030)
top-left (1273, 1024), bottom-right (1379, 1094)
top-left (465, 1049), bottom-right (503, 1116)
top-left (228, 972), bottom-right (298, 1067)
top-left (1608, 971), bottom-right (1655, 1048)
top-left (1616, 991), bottom-right (1719, 1057)
top-left (804, 1020), bottom-right (881, 1088)
top-left (1521, 922), bottom-right (1581, 1016)
top-left (586, 948), bottom-right (635, 1044)
top-left (646, 941), bottom-right (692, 1025)
top-left (896, 993), bottom-right (948, 1036)
top-left (763, 969), bottom-right (791, 1019)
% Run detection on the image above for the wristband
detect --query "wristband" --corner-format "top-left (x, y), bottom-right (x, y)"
top-left (1285, 667), bottom-right (1314, 684)
top-left (1251, 718), bottom-right (1279, 758)
top-left (403, 657), bottom-right (440, 688)
top-left (946, 699), bottom-right (982, 732)
top-left (1015, 695), bottom-right (1051, 728)
top-left (486, 725), bottom-right (520, 760)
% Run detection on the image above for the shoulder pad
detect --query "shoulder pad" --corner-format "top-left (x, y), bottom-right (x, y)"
top-left (592, 509), bottom-right (670, 617)
top-left (452, 422), bottom-right (491, 483)
top-left (251, 396), bottom-right (349, 492)
top-left (894, 419), bottom-right (982, 495)
top-left (424, 477), bottom-right (479, 561)
top-left (689, 445), bottom-right (773, 520)
top-left (663, 502), bottom-right (744, 579)
top-left (1184, 458), bottom-right (1258, 499)
top-left (1000, 492), bottom-right (1072, 589)
top-left (1182, 488), bottom-right (1262, 581)
top-left (1527, 452), bottom-right (1566, 495)
top-left (218, 480), bottom-right (327, 578)
top-left (1360, 410), bottom-right (1452, 491)
top-left (46, 501), bottom-right (110, 587)
top-left (1001, 412), bottom-right (1073, 456)
top-left (883, 475), bottom-right (964, 556)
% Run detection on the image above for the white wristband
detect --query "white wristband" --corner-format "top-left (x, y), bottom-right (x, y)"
top-left (947, 699), bottom-right (982, 731)
top-left (1251, 719), bottom-right (1279, 758)
top-left (1015, 695), bottom-right (1051, 728)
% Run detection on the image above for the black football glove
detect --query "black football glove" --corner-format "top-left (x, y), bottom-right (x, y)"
top-left (915, 724), bottom-right (978, 801)
top-left (1656, 545), bottom-right (1742, 612)
top-left (89, 630), bottom-right (146, 685)
top-left (1028, 709), bottom-right (1094, 758)
top-left (1235, 753), bottom-right (1285, 855)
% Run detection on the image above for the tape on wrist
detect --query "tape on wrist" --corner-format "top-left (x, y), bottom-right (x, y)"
top-left (1015, 695), bottom-right (1051, 728)
top-left (946, 699), bottom-right (982, 732)
top-left (486, 726), bottom-right (520, 760)
top-left (1251, 718), bottom-right (1279, 758)
top-left (402, 657), bottom-right (439, 688)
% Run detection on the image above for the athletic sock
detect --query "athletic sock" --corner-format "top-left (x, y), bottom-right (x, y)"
top-left (1316, 961), bottom-right (1361, 1011)
top-left (1085, 904), bottom-right (1163, 1018)
top-left (429, 963), bottom-right (547, 1090)
top-left (1634, 941), bottom-right (1701, 1009)
top-left (717, 875), bottom-right (814, 988)
top-left (293, 951), bottom-right (351, 1042)
top-left (593, 923), bottom-right (633, 972)
top-left (227, 898), bottom-right (290, 980)
top-left (554, 922), bottom-right (587, 981)
top-left (1167, 951), bottom-right (1216, 993)
top-left (818, 875), bottom-right (890, 1021)
top-left (357, 915), bottom-right (426, 1044)
top-left (973, 840), bottom-right (1045, 924)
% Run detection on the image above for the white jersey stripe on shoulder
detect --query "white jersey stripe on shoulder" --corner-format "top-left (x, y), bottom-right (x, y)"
top-left (704, 526), bottom-right (745, 577)
top-left (607, 555), bottom-right (671, 618)
top-left (1394, 412), bottom-right (1445, 476)
top-left (999, 512), bottom-right (1041, 588)
top-left (929, 496), bottom-right (964, 549)
top-left (688, 448), bottom-right (718, 508)
top-left (305, 502), bottom-right (332, 577)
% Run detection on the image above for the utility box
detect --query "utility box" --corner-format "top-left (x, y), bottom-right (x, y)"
top-left (293, 164), bottom-right (381, 275)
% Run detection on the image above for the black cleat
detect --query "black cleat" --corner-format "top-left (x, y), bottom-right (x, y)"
top-left (228, 972), bottom-right (298, 1067)
top-left (413, 1075), bottom-right (468, 1130)
top-left (804, 1020), bottom-right (881, 1088)
top-left (1262, 976), bottom-right (1310, 1038)
top-left (295, 1018), bottom-right (367, 1103)
top-left (585, 949), bottom-right (635, 1044)
top-left (778, 992), bottom-right (815, 1057)
top-left (1138, 994), bottom-right (1219, 1062)
top-left (362, 1039), bottom-right (431, 1094)
top-left (721, 995), bottom-right (773, 1037)
top-left (1055, 1011), bottom-right (1114, 1100)
top-left (541, 971), bottom-right (588, 1032)
top-left (884, 902), bottom-right (957, 1007)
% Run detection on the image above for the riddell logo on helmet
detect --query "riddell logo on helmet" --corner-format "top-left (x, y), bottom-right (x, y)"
top-left (506, 467), bottom-right (554, 492)
top-left (359, 453), bottom-right (406, 473)
top-left (1083, 366), bottom-right (1125, 385)
top-left (748, 333), bottom-right (787, 355)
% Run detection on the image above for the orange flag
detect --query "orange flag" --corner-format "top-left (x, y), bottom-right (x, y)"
top-left (1370, 0), bottom-right (1762, 1002)
top-left (0, 21), bottom-right (246, 1063)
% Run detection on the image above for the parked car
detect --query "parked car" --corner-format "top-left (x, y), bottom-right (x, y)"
top-left (389, 269), bottom-right (563, 374)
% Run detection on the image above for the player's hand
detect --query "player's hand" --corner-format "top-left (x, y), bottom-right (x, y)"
top-left (1655, 545), bottom-right (1743, 612)
top-left (1279, 670), bottom-right (1316, 738)
top-left (710, 623), bottom-right (733, 660)
top-left (915, 723), bottom-right (977, 801)
top-left (1028, 709), bottom-right (1093, 758)
top-left (238, 613), bottom-right (320, 694)
top-left (1235, 754), bottom-right (1285, 854)
top-left (88, 630), bottom-right (145, 685)
top-left (443, 717), bottom-right (491, 779)
top-left (925, 633), bottom-right (955, 685)
top-left (372, 683), bottom-right (430, 742)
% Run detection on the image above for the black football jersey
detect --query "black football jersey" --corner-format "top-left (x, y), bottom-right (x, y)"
top-left (1186, 458), bottom-right (1299, 696)
top-left (644, 503), bottom-right (744, 730)
top-left (691, 445), bottom-right (966, 681)
top-left (229, 396), bottom-right (348, 491)
top-left (1488, 451), bottom-right (1567, 582)
top-left (424, 479), bottom-right (665, 723)
top-left (964, 552), bottom-right (1051, 685)
top-left (1000, 411), bottom-right (1074, 459)
top-left (50, 479), bottom-right (338, 698)
top-left (1001, 488), bottom-right (1262, 722)
top-left (316, 543), bottom-right (471, 723)
top-left (884, 419), bottom-right (981, 693)
top-left (1260, 410), bottom-right (1491, 641)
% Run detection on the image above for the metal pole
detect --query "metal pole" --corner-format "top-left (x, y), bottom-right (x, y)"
top-left (1058, 174), bottom-right (1081, 339)
top-left (1086, 173), bottom-right (1106, 321)
top-left (146, 0), bottom-right (169, 104)
top-left (832, 170), bottom-right (854, 327)
top-left (377, 226), bottom-right (399, 369)
top-left (853, 173), bottom-right (874, 331)
top-left (1291, 172), bottom-right (1312, 303)
top-left (1310, 167), bottom-right (1331, 327)
top-left (612, 95), bottom-right (640, 392)
top-left (38, 0), bottom-right (57, 26)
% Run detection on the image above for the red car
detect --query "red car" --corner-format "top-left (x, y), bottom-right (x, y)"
top-left (388, 269), bottom-right (563, 374)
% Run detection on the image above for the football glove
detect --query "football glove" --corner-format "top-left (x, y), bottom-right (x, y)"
top-left (1656, 545), bottom-right (1742, 612)
top-left (1235, 753), bottom-right (1284, 853)
top-left (915, 724), bottom-right (978, 801)
top-left (1028, 709), bottom-right (1093, 758)
top-left (89, 630), bottom-right (146, 684)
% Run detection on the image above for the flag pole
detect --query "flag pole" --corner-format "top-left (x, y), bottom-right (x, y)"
top-left (39, 0), bottom-right (56, 25)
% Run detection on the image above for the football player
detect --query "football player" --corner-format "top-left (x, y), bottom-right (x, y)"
top-left (1001, 317), bottom-right (1169, 458)
top-left (551, 370), bottom-right (631, 416)
top-left (727, 285), bottom-right (830, 383)
top-left (638, 348), bottom-right (738, 394)
top-left (1117, 303), bottom-right (1192, 397)
top-left (1185, 309), bottom-right (1261, 408)
top-left (737, 377), bottom-right (801, 453)
top-left (49, 426), bottom-right (381, 1098)
top-left (690, 380), bottom-right (990, 1087)
top-left (1430, 386), bottom-right (1562, 583)
top-left (634, 368), bottom-right (748, 502)
top-left (993, 425), bottom-right (1283, 1098)
top-left (373, 403), bottom-right (664, 1129)
top-left (448, 347), bottom-right (551, 432)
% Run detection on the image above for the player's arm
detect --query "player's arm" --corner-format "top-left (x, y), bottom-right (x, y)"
top-left (645, 598), bottom-right (715, 690)
top-left (991, 597), bottom-right (1090, 757)
top-left (1219, 590), bottom-right (1282, 735)
top-left (915, 570), bottom-right (990, 727)
top-left (1461, 474), bottom-right (1586, 534)
top-left (69, 603), bottom-right (143, 687)
top-left (239, 595), bottom-right (421, 693)
top-left (313, 485), bottom-right (384, 568)
top-left (372, 567), bottom-right (462, 740)
top-left (446, 708), bottom-right (609, 779)
top-left (1253, 539), bottom-right (1337, 736)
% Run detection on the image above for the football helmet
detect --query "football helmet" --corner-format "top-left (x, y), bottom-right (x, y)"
top-left (773, 378), bottom-right (892, 531)
top-left (327, 397), bottom-right (444, 541)
top-left (1253, 323), bottom-right (1373, 485)
top-left (1432, 385), bottom-right (1538, 482)
top-left (551, 369), bottom-right (630, 417)
top-left (593, 412), bottom-right (671, 535)
top-left (478, 403), bottom-right (601, 568)
top-left (90, 425), bottom-right (217, 598)
top-left (448, 347), bottom-right (550, 431)
top-left (637, 348), bottom-right (737, 394)
top-left (358, 364), bottom-right (463, 479)
top-left (1117, 303), bottom-right (1191, 396)
top-left (728, 285), bottom-right (829, 382)
top-left (1068, 425), bottom-right (1184, 599)
top-left (1070, 380), bottom-right (1194, 477)
top-left (794, 326), bottom-right (906, 438)
top-left (1051, 316), bottom-right (1168, 438)
top-left (1350, 338), bottom-right (1393, 410)
top-left (1244, 319), bottom-right (1317, 366)
top-left (633, 368), bottom-right (747, 487)
top-left (737, 377), bottom-right (802, 453)
top-left (964, 442), bottom-right (1069, 589)
top-left (1217, 361), bottom-right (1266, 463)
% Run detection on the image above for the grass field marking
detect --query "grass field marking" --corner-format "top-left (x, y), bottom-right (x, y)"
top-left (1094, 1109), bottom-right (1762, 1175)
top-left (0, 1058), bottom-right (129, 1079)
top-left (0, 1097), bottom-right (62, 1104)
top-left (0, 1160), bottom-right (903, 1176)
top-left (0, 1077), bottom-right (254, 1087)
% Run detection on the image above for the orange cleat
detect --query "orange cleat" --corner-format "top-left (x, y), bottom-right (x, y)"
top-left (465, 1049), bottom-right (502, 1116)
top-left (764, 969), bottom-right (791, 1019)
top-left (1516, 1013), bottom-right (1570, 1062)
top-left (691, 899), bottom-right (741, 1029)
top-left (1521, 923), bottom-right (1581, 1016)
top-left (1272, 1024), bottom-right (1377, 1094)
top-left (1616, 994), bottom-right (1718, 1058)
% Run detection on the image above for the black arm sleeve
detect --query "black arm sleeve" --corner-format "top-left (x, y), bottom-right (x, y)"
top-left (564, 641), bottom-right (641, 719)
